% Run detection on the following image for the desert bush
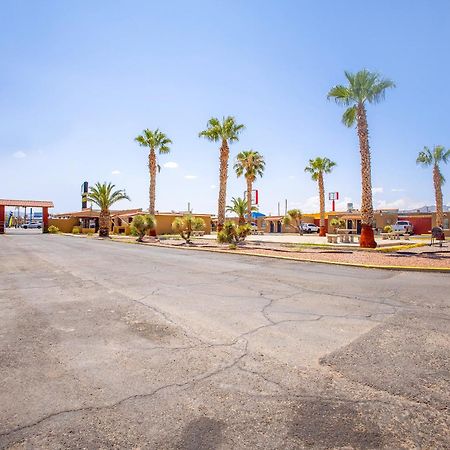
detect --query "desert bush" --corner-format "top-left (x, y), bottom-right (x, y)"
top-left (130, 215), bottom-right (156, 242)
top-left (48, 225), bottom-right (59, 234)
top-left (383, 225), bottom-right (393, 233)
top-left (330, 218), bottom-right (346, 232)
top-left (172, 214), bottom-right (205, 244)
top-left (217, 221), bottom-right (251, 244)
top-left (283, 209), bottom-right (303, 234)
top-left (72, 227), bottom-right (80, 234)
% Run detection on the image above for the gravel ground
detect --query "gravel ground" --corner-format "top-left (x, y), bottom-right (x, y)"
top-left (112, 236), bottom-right (450, 269)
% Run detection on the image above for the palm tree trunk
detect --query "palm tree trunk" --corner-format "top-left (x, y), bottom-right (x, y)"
top-left (217, 139), bottom-right (229, 231)
top-left (318, 172), bottom-right (326, 237)
top-left (246, 177), bottom-right (253, 224)
top-left (149, 149), bottom-right (156, 215)
top-left (433, 165), bottom-right (444, 227)
top-left (356, 103), bottom-right (377, 248)
top-left (149, 149), bottom-right (157, 236)
top-left (99, 210), bottom-right (110, 238)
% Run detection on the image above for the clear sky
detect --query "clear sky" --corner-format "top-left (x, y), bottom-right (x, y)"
top-left (1, 0), bottom-right (449, 215)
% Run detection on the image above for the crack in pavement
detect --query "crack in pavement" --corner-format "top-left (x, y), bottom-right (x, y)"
top-left (0, 341), bottom-right (250, 440)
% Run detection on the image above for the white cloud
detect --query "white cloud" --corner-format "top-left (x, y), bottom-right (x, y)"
top-left (288, 175), bottom-right (295, 179)
top-left (163, 161), bottom-right (178, 169)
top-left (184, 175), bottom-right (197, 180)
top-left (376, 198), bottom-right (423, 210)
top-left (391, 188), bottom-right (406, 192)
top-left (111, 170), bottom-right (121, 175)
top-left (372, 187), bottom-right (384, 194)
top-left (210, 184), bottom-right (216, 189)
top-left (13, 151), bottom-right (26, 159)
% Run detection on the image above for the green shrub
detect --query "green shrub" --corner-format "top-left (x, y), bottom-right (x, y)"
top-left (172, 214), bottom-right (205, 243)
top-left (217, 221), bottom-right (251, 244)
top-left (330, 218), bottom-right (346, 231)
top-left (383, 225), bottom-right (393, 233)
top-left (130, 214), bottom-right (156, 241)
top-left (72, 227), bottom-right (80, 234)
top-left (48, 225), bottom-right (59, 234)
top-left (283, 209), bottom-right (303, 234)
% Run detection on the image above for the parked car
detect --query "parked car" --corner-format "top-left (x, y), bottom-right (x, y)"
top-left (302, 223), bottom-right (320, 233)
top-left (392, 220), bottom-right (414, 234)
top-left (22, 222), bottom-right (42, 229)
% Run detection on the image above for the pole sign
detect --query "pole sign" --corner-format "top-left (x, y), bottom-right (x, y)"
top-left (244, 190), bottom-right (259, 206)
top-left (328, 192), bottom-right (339, 212)
top-left (81, 181), bottom-right (89, 209)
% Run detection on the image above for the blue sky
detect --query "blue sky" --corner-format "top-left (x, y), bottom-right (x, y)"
top-left (1, 0), bottom-right (449, 215)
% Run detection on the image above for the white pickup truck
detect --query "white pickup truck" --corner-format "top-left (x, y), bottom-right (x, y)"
top-left (392, 220), bottom-right (414, 234)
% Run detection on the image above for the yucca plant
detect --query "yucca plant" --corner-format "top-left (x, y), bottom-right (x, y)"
top-left (283, 209), bottom-right (303, 235)
top-left (130, 214), bottom-right (156, 242)
top-left (416, 145), bottom-right (450, 227)
top-left (328, 69), bottom-right (395, 248)
top-left (217, 221), bottom-right (252, 245)
top-left (87, 182), bottom-right (130, 238)
top-left (199, 116), bottom-right (245, 230)
top-left (172, 214), bottom-right (205, 244)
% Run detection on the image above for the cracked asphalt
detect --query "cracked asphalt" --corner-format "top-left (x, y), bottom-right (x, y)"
top-left (0, 233), bottom-right (449, 449)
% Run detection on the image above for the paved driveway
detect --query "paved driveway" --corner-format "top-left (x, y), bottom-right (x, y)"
top-left (0, 234), bottom-right (449, 449)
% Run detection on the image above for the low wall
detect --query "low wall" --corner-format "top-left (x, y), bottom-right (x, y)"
top-left (48, 218), bottom-right (79, 233)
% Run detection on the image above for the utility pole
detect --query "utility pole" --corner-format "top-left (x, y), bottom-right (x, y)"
top-left (277, 202), bottom-right (280, 216)
top-left (285, 199), bottom-right (288, 215)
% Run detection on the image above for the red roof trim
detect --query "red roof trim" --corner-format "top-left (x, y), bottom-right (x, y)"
top-left (0, 199), bottom-right (54, 208)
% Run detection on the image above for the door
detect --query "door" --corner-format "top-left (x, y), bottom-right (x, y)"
top-left (356, 220), bottom-right (362, 234)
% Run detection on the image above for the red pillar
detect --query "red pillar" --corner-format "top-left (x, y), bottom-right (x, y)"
top-left (43, 207), bottom-right (49, 233)
top-left (0, 205), bottom-right (4, 234)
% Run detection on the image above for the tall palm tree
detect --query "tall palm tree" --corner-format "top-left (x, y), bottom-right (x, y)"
top-left (226, 197), bottom-right (256, 225)
top-left (88, 182), bottom-right (130, 238)
top-left (304, 157), bottom-right (336, 236)
top-left (199, 116), bottom-right (245, 230)
top-left (234, 150), bottom-right (265, 222)
top-left (134, 128), bottom-right (172, 215)
top-left (328, 69), bottom-right (395, 248)
top-left (416, 145), bottom-right (450, 227)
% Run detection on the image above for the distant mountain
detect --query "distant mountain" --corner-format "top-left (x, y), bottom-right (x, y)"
top-left (400, 205), bottom-right (450, 213)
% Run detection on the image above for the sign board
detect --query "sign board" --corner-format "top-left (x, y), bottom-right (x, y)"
top-left (328, 192), bottom-right (339, 201)
top-left (244, 190), bottom-right (259, 206)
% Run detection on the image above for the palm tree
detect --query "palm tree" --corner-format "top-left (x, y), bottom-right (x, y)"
top-left (199, 116), bottom-right (245, 230)
top-left (416, 145), bottom-right (450, 227)
top-left (134, 128), bottom-right (172, 215)
top-left (226, 197), bottom-right (256, 225)
top-left (234, 150), bottom-right (265, 222)
top-left (328, 69), bottom-right (395, 248)
top-left (304, 157), bottom-right (336, 236)
top-left (88, 182), bottom-right (130, 238)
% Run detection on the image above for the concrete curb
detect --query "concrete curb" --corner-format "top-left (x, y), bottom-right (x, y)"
top-left (57, 233), bottom-right (450, 273)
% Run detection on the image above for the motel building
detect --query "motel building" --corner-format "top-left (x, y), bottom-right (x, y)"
top-left (50, 209), bottom-right (212, 235)
top-left (262, 209), bottom-right (450, 235)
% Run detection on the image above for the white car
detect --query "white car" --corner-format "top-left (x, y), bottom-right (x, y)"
top-left (302, 223), bottom-right (320, 233)
top-left (392, 220), bottom-right (413, 234)
top-left (22, 222), bottom-right (42, 229)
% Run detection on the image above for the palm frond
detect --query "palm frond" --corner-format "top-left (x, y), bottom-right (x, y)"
top-left (342, 105), bottom-right (357, 127)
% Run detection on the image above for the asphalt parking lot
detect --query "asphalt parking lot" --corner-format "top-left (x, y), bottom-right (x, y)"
top-left (0, 234), bottom-right (449, 449)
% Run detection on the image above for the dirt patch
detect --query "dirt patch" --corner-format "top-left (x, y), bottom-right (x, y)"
top-left (177, 417), bottom-right (224, 450)
top-left (125, 320), bottom-right (176, 341)
top-left (290, 399), bottom-right (383, 448)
